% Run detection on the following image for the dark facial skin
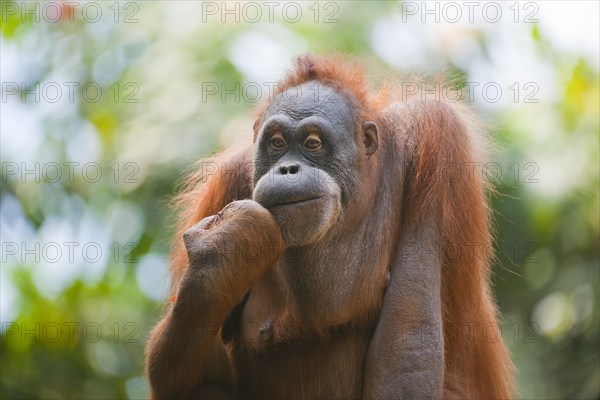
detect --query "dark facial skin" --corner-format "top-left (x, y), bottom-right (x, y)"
top-left (252, 81), bottom-right (378, 246)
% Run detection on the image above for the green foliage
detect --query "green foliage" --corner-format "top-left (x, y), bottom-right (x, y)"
top-left (1, 2), bottom-right (598, 399)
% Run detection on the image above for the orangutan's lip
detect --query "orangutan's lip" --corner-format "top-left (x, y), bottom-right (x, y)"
top-left (267, 196), bottom-right (324, 208)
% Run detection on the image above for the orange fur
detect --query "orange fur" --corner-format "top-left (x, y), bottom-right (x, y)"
top-left (150, 54), bottom-right (515, 399)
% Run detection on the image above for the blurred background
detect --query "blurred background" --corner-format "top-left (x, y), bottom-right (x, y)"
top-left (1, 1), bottom-right (598, 399)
